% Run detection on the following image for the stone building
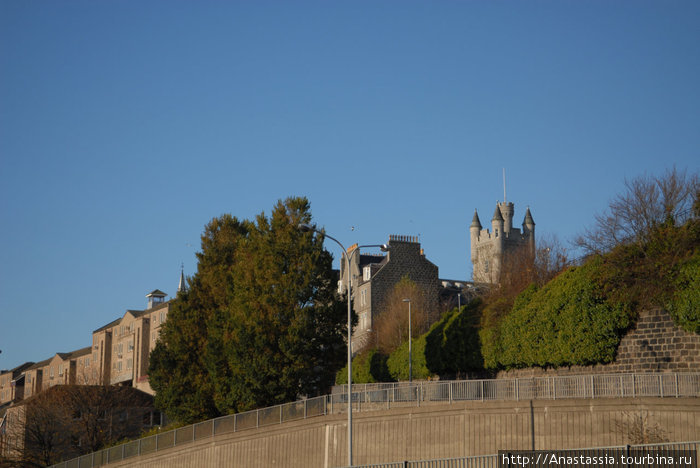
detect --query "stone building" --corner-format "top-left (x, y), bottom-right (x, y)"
top-left (470, 201), bottom-right (535, 284)
top-left (92, 289), bottom-right (171, 395)
top-left (339, 235), bottom-right (439, 353)
top-left (0, 363), bottom-right (34, 405)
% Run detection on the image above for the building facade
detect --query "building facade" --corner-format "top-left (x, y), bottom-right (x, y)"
top-left (470, 201), bottom-right (535, 284)
top-left (339, 235), bottom-right (440, 353)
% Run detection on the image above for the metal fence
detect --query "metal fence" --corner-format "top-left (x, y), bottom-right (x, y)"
top-left (347, 441), bottom-right (700, 468)
top-left (49, 372), bottom-right (700, 468)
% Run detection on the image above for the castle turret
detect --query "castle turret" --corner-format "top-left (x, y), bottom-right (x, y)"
top-left (491, 204), bottom-right (504, 252)
top-left (498, 201), bottom-right (514, 235)
top-left (469, 210), bottom-right (482, 263)
top-left (523, 206), bottom-right (536, 254)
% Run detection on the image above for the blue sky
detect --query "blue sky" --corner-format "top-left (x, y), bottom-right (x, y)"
top-left (1, 1), bottom-right (698, 369)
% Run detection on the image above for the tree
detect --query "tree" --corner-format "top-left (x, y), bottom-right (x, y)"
top-left (149, 197), bottom-right (347, 423)
top-left (373, 276), bottom-right (434, 354)
top-left (575, 167), bottom-right (699, 255)
top-left (0, 386), bottom-right (154, 467)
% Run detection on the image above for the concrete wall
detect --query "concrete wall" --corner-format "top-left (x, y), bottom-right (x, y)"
top-left (105, 397), bottom-right (700, 468)
top-left (497, 308), bottom-right (700, 379)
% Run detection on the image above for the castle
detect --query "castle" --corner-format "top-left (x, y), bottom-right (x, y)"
top-left (470, 201), bottom-right (535, 284)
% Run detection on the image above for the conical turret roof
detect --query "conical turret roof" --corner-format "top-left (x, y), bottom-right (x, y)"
top-left (492, 204), bottom-right (504, 221)
top-left (523, 206), bottom-right (535, 226)
top-left (470, 210), bottom-right (482, 229)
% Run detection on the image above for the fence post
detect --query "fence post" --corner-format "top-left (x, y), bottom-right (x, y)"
top-left (122, 442), bottom-right (125, 460)
top-left (449, 381), bottom-right (453, 404)
top-left (632, 374), bottom-right (635, 398)
top-left (257, 409), bottom-right (260, 428)
top-left (304, 399), bottom-right (308, 419)
top-left (173, 429), bottom-right (176, 447)
top-left (138, 438), bottom-right (141, 456)
top-left (659, 374), bottom-right (664, 398)
top-left (481, 380), bottom-right (484, 401)
top-left (675, 373), bottom-right (679, 398)
top-left (515, 379), bottom-right (519, 401)
top-left (620, 375), bottom-right (624, 398)
top-left (193, 422), bottom-right (196, 441)
top-left (591, 375), bottom-right (595, 399)
top-left (552, 377), bottom-right (556, 400)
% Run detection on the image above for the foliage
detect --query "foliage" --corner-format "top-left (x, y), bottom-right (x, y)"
top-left (149, 197), bottom-right (347, 423)
top-left (425, 299), bottom-right (483, 375)
top-left (486, 259), bottom-right (633, 369)
top-left (335, 348), bottom-right (392, 385)
top-left (667, 253), bottom-right (700, 333)
top-left (386, 333), bottom-right (431, 381)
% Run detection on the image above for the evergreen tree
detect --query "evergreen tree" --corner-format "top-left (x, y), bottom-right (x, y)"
top-left (149, 197), bottom-right (346, 423)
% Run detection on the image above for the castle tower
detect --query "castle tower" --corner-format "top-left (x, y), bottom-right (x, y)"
top-left (470, 200), bottom-right (535, 284)
top-left (469, 210), bottom-right (482, 264)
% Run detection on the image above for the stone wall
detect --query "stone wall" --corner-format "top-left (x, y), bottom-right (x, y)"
top-left (104, 397), bottom-right (700, 468)
top-left (497, 308), bottom-right (700, 379)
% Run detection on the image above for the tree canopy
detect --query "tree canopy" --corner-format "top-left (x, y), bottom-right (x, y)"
top-left (149, 197), bottom-right (347, 423)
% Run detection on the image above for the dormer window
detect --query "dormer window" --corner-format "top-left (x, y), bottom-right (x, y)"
top-left (363, 266), bottom-right (371, 281)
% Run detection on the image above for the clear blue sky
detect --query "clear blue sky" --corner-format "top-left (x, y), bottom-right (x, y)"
top-left (1, 1), bottom-right (698, 369)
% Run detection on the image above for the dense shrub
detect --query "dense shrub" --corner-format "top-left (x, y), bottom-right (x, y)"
top-left (386, 334), bottom-right (431, 381)
top-left (425, 299), bottom-right (483, 375)
top-left (667, 253), bottom-right (700, 333)
top-left (335, 348), bottom-right (392, 385)
top-left (487, 259), bottom-right (633, 369)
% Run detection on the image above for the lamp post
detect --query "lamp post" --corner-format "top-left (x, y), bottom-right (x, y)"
top-left (402, 298), bottom-right (412, 383)
top-left (298, 223), bottom-right (388, 467)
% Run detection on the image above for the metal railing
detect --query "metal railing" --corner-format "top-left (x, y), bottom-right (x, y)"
top-left (346, 441), bottom-right (700, 468)
top-left (49, 372), bottom-right (700, 468)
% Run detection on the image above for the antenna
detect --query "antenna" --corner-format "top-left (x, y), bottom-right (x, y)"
top-left (503, 168), bottom-right (507, 203)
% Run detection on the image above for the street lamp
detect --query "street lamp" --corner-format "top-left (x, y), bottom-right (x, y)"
top-left (402, 298), bottom-right (412, 383)
top-left (298, 223), bottom-right (388, 467)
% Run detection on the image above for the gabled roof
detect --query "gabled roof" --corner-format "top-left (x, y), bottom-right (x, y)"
top-left (94, 317), bottom-right (122, 334)
top-left (146, 289), bottom-right (167, 298)
top-left (54, 346), bottom-right (92, 362)
top-left (26, 358), bottom-right (53, 371)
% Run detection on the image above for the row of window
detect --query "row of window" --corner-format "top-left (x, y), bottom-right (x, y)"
top-left (111, 358), bottom-right (134, 372)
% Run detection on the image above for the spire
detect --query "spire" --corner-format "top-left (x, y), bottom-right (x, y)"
top-left (470, 210), bottom-right (482, 229)
top-left (178, 263), bottom-right (187, 293)
top-left (523, 207), bottom-right (535, 226)
top-left (492, 204), bottom-right (503, 221)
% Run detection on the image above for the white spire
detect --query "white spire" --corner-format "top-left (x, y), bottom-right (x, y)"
top-left (178, 263), bottom-right (187, 293)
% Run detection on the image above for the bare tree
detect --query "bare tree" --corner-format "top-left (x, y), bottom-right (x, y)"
top-left (575, 167), bottom-right (699, 255)
top-left (496, 234), bottom-right (569, 298)
top-left (0, 385), bottom-right (155, 466)
top-left (374, 276), bottom-right (435, 354)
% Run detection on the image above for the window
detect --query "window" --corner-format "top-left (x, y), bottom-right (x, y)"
top-left (363, 266), bottom-right (371, 281)
top-left (160, 311), bottom-right (166, 323)
top-left (151, 332), bottom-right (156, 342)
top-left (117, 361), bottom-right (122, 372)
top-left (127, 358), bottom-right (133, 370)
top-left (50, 367), bottom-right (54, 378)
top-left (361, 289), bottom-right (367, 307)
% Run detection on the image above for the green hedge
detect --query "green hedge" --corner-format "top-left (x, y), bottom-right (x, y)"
top-left (386, 333), bottom-right (431, 381)
top-left (667, 252), bottom-right (700, 333)
top-left (485, 259), bottom-right (633, 369)
top-left (335, 348), bottom-right (392, 385)
top-left (425, 300), bottom-right (483, 375)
